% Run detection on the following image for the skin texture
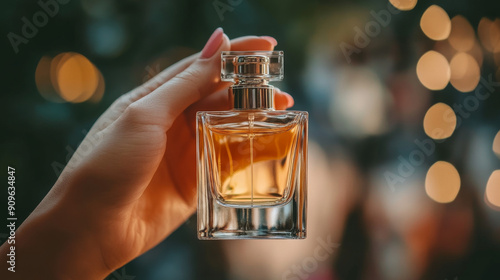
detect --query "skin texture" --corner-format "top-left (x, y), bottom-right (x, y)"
top-left (0, 32), bottom-right (293, 279)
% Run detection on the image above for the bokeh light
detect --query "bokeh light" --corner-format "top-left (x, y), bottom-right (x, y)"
top-left (416, 50), bottom-right (450, 90)
top-left (485, 170), bottom-right (500, 209)
top-left (50, 52), bottom-right (73, 94)
top-left (493, 130), bottom-right (500, 158)
top-left (425, 161), bottom-right (461, 203)
top-left (449, 52), bottom-right (480, 92)
top-left (89, 71), bottom-right (106, 103)
top-left (490, 19), bottom-right (500, 52)
top-left (35, 52), bottom-right (105, 103)
top-left (435, 36), bottom-right (483, 68)
top-left (329, 67), bottom-right (391, 138)
top-left (423, 103), bottom-right (457, 140)
top-left (10, 2), bottom-right (500, 280)
top-left (389, 0), bottom-right (417, 11)
top-left (35, 56), bottom-right (63, 103)
top-left (448, 15), bottom-right (476, 52)
top-left (478, 17), bottom-right (495, 52)
top-left (469, 40), bottom-right (484, 68)
top-left (420, 5), bottom-right (451, 41)
top-left (56, 53), bottom-right (99, 102)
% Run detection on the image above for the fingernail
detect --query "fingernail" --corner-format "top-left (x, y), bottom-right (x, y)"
top-left (201, 27), bottom-right (224, 59)
top-left (260, 36), bottom-right (278, 47)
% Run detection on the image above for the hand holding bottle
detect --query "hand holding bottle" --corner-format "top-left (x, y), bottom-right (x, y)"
top-left (0, 28), bottom-right (294, 279)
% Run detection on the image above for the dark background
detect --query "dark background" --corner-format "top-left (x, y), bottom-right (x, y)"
top-left (2, 0), bottom-right (500, 279)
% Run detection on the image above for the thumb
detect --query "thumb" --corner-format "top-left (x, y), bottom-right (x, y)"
top-left (125, 28), bottom-right (230, 130)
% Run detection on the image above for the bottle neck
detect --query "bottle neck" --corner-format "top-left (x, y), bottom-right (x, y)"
top-left (229, 83), bottom-right (275, 110)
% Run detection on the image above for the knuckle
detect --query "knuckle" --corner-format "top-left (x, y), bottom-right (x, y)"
top-left (174, 69), bottom-right (199, 86)
top-left (172, 73), bottom-right (202, 98)
top-left (122, 102), bottom-right (144, 122)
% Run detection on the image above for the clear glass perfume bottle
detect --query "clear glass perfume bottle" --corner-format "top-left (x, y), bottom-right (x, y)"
top-left (197, 51), bottom-right (308, 239)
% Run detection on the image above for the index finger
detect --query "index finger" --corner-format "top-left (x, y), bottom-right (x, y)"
top-left (231, 36), bottom-right (277, 51)
top-left (110, 35), bottom-right (278, 123)
top-left (137, 36), bottom-right (276, 97)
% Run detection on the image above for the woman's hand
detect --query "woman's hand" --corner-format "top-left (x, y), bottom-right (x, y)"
top-left (0, 28), bottom-right (293, 279)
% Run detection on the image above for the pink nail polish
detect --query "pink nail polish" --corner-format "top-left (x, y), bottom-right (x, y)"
top-left (201, 28), bottom-right (224, 59)
top-left (260, 36), bottom-right (278, 47)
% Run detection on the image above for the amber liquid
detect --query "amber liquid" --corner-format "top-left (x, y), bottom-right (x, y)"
top-left (206, 114), bottom-right (299, 206)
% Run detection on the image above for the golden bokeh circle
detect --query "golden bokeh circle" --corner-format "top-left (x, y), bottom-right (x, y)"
top-left (423, 103), bottom-right (457, 140)
top-left (56, 53), bottom-right (99, 103)
top-left (35, 56), bottom-right (63, 102)
top-left (420, 5), bottom-right (451, 41)
top-left (478, 17), bottom-right (495, 52)
top-left (485, 170), bottom-right (500, 209)
top-left (449, 52), bottom-right (480, 92)
top-left (389, 0), bottom-right (418, 11)
top-left (416, 51), bottom-right (450, 90)
top-left (490, 19), bottom-right (500, 52)
top-left (426, 161), bottom-right (461, 203)
top-left (493, 130), bottom-right (500, 158)
top-left (449, 15), bottom-right (475, 52)
top-left (35, 52), bottom-right (105, 103)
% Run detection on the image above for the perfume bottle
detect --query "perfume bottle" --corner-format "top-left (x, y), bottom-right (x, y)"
top-left (197, 51), bottom-right (308, 239)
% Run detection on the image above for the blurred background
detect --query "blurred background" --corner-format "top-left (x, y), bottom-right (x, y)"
top-left (2, 0), bottom-right (500, 279)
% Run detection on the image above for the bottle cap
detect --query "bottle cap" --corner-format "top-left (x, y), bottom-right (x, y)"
top-left (221, 51), bottom-right (284, 82)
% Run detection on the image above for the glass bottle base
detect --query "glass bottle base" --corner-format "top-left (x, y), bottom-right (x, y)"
top-left (199, 230), bottom-right (306, 240)
top-left (197, 201), bottom-right (307, 240)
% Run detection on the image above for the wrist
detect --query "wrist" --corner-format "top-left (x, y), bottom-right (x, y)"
top-left (0, 199), bottom-right (112, 279)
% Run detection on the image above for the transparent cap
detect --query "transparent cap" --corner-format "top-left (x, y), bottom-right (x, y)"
top-left (221, 51), bottom-right (284, 82)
